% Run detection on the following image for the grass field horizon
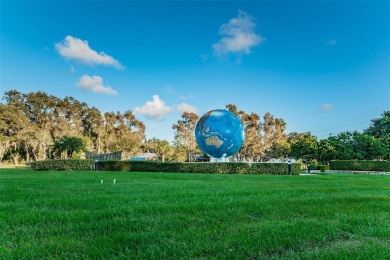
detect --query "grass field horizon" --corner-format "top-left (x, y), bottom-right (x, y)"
top-left (1, 169), bottom-right (389, 258)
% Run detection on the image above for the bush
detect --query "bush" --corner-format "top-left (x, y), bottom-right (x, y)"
top-left (249, 163), bottom-right (301, 175)
top-left (96, 160), bottom-right (131, 171)
top-left (29, 160), bottom-right (302, 175)
top-left (329, 160), bottom-right (390, 172)
top-left (29, 159), bottom-right (93, 171)
top-left (130, 161), bottom-right (181, 173)
top-left (307, 160), bottom-right (318, 167)
top-left (97, 161), bottom-right (301, 175)
top-left (318, 165), bottom-right (330, 172)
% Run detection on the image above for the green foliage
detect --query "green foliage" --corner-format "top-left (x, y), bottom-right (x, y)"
top-left (249, 163), bottom-right (301, 175)
top-left (226, 104), bottom-right (288, 161)
top-left (29, 159), bottom-right (93, 171)
top-left (1, 90), bottom-right (145, 164)
top-left (318, 165), bottom-right (330, 172)
top-left (179, 162), bottom-right (248, 174)
top-left (318, 139), bottom-right (335, 163)
top-left (321, 131), bottom-right (388, 161)
top-left (307, 163), bottom-right (330, 171)
top-left (172, 112), bottom-right (200, 161)
top-left (96, 161), bottom-right (301, 175)
top-left (53, 136), bottom-right (86, 159)
top-left (141, 139), bottom-right (177, 162)
top-left (96, 160), bottom-right (131, 171)
top-left (289, 132), bottom-right (318, 160)
top-left (364, 111), bottom-right (390, 158)
top-left (307, 160), bottom-right (318, 166)
top-left (330, 160), bottom-right (390, 172)
top-left (129, 161), bottom-right (181, 173)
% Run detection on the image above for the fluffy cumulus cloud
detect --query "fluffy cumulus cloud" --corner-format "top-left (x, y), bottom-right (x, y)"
top-left (134, 95), bottom-right (173, 120)
top-left (77, 75), bottom-right (118, 95)
top-left (55, 36), bottom-right (123, 69)
top-left (213, 10), bottom-right (265, 56)
top-left (321, 103), bottom-right (334, 111)
top-left (176, 103), bottom-right (197, 114)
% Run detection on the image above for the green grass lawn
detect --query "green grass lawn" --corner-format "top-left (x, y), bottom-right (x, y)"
top-left (1, 169), bottom-right (389, 258)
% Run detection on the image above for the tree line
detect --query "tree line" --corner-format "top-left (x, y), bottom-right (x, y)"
top-left (0, 90), bottom-right (145, 164)
top-left (288, 112), bottom-right (390, 162)
top-left (0, 90), bottom-right (388, 165)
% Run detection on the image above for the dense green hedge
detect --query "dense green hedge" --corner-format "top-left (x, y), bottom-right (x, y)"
top-left (97, 161), bottom-right (301, 175)
top-left (329, 160), bottom-right (390, 172)
top-left (29, 159), bottom-right (94, 171)
top-left (96, 160), bottom-right (131, 171)
top-left (29, 159), bottom-right (301, 175)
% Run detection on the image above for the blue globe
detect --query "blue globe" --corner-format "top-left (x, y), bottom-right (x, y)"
top-left (195, 109), bottom-right (245, 159)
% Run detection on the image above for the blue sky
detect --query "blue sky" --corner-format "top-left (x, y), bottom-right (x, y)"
top-left (1, 1), bottom-right (389, 142)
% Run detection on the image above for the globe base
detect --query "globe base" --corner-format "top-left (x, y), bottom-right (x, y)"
top-left (209, 154), bottom-right (229, 162)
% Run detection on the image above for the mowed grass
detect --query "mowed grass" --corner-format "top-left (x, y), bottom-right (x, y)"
top-left (1, 169), bottom-right (389, 258)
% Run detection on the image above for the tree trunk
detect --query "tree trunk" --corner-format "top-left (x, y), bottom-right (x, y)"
top-left (26, 150), bottom-right (30, 163)
top-left (11, 153), bottom-right (19, 165)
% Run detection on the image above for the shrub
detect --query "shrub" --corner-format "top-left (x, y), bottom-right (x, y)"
top-left (97, 161), bottom-right (301, 175)
top-left (249, 163), bottom-right (301, 175)
top-left (318, 165), bottom-right (330, 172)
top-left (97, 161), bottom-right (131, 172)
top-left (30, 160), bottom-right (302, 175)
top-left (29, 159), bottom-right (93, 171)
top-left (329, 160), bottom-right (390, 172)
top-left (307, 160), bottom-right (318, 167)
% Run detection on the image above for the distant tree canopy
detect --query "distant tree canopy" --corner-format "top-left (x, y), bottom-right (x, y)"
top-left (226, 104), bottom-right (288, 162)
top-left (172, 112), bottom-right (200, 162)
top-left (1, 90), bottom-right (388, 164)
top-left (364, 111), bottom-right (390, 151)
top-left (288, 111), bottom-right (390, 162)
top-left (52, 136), bottom-right (86, 159)
top-left (170, 105), bottom-right (289, 162)
top-left (0, 90), bottom-right (145, 164)
top-left (289, 132), bottom-right (318, 161)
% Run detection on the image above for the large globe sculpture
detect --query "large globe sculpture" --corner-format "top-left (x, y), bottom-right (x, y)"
top-left (195, 109), bottom-right (245, 159)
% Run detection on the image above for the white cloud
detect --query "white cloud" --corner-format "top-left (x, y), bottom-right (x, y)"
top-left (134, 95), bottom-right (173, 120)
top-left (326, 38), bottom-right (338, 46)
top-left (77, 75), bottom-right (118, 95)
top-left (55, 36), bottom-right (123, 69)
top-left (176, 103), bottom-right (197, 114)
top-left (321, 103), bottom-right (334, 111)
top-left (213, 10), bottom-right (265, 56)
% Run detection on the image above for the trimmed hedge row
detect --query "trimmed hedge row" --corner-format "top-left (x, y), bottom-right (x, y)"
top-left (329, 160), bottom-right (390, 172)
top-left (98, 161), bottom-right (301, 175)
top-left (29, 159), bottom-right (301, 175)
top-left (29, 159), bottom-right (94, 171)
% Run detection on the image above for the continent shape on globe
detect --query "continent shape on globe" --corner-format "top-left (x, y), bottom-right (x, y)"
top-left (195, 109), bottom-right (245, 159)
